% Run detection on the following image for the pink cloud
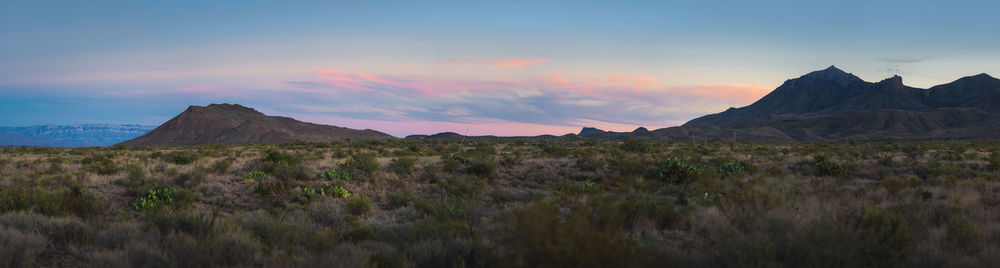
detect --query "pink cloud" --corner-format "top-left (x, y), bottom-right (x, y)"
top-left (288, 113), bottom-right (645, 137)
top-left (610, 74), bottom-right (661, 88)
top-left (437, 57), bottom-right (549, 68)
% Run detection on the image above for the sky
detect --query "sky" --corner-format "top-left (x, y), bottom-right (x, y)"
top-left (2, 1), bottom-right (999, 137)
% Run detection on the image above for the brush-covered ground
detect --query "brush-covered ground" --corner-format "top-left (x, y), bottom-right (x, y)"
top-left (1, 139), bottom-right (999, 267)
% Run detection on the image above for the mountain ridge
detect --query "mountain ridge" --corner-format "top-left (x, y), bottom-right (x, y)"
top-left (119, 103), bottom-right (394, 146)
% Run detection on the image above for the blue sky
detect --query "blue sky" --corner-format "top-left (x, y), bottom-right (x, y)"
top-left (2, 1), bottom-right (998, 136)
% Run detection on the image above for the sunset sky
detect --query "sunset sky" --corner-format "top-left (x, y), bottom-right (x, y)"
top-left (2, 1), bottom-right (999, 137)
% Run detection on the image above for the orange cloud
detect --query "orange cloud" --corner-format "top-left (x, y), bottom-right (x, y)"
top-left (437, 57), bottom-right (548, 68)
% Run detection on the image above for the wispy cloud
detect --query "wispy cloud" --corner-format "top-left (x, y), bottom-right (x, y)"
top-left (879, 56), bottom-right (930, 63)
top-left (280, 69), bottom-right (772, 133)
top-left (436, 57), bottom-right (549, 68)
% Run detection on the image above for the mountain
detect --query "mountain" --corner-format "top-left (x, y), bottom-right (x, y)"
top-left (120, 104), bottom-right (394, 146)
top-left (677, 66), bottom-right (1000, 141)
top-left (0, 124), bottom-right (155, 147)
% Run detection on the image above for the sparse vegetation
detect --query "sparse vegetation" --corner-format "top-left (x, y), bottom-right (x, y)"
top-left (2, 140), bottom-right (1000, 266)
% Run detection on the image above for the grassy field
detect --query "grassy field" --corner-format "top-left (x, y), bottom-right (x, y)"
top-left (1, 139), bottom-right (999, 267)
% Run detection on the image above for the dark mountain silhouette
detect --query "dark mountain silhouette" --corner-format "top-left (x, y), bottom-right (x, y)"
top-left (120, 104), bottom-right (394, 146)
top-left (568, 67), bottom-right (1000, 141)
top-left (672, 66), bottom-right (1000, 141)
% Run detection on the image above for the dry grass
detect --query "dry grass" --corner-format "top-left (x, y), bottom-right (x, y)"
top-left (0, 140), bottom-right (999, 266)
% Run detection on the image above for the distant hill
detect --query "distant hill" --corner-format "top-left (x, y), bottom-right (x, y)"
top-left (119, 104), bottom-right (394, 146)
top-left (0, 124), bottom-right (155, 147)
top-left (577, 66), bottom-right (1000, 141)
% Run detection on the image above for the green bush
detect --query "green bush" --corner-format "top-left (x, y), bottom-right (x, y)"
top-left (315, 169), bottom-right (350, 181)
top-left (539, 143), bottom-right (569, 157)
top-left (572, 180), bottom-right (600, 194)
top-left (620, 138), bottom-right (651, 153)
top-left (717, 161), bottom-right (749, 178)
top-left (811, 154), bottom-right (849, 178)
top-left (989, 151), bottom-right (1000, 173)
top-left (242, 171), bottom-right (269, 181)
top-left (623, 194), bottom-right (686, 228)
top-left (464, 158), bottom-right (496, 177)
top-left (342, 153), bottom-right (379, 176)
top-left (84, 154), bottom-right (119, 175)
top-left (130, 184), bottom-right (193, 211)
top-left (250, 150), bottom-right (308, 181)
top-left (647, 157), bottom-right (702, 184)
top-left (856, 208), bottom-right (913, 266)
top-left (0, 183), bottom-right (103, 217)
top-left (388, 157), bottom-right (418, 175)
top-left (209, 158), bottom-right (234, 174)
top-left (495, 196), bottom-right (651, 267)
top-left (946, 214), bottom-right (981, 252)
top-left (443, 175), bottom-right (486, 198)
top-left (345, 196), bottom-right (372, 216)
top-left (160, 151), bottom-right (200, 165)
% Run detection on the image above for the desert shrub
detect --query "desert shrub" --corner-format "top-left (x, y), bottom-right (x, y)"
top-left (574, 149), bottom-right (603, 172)
top-left (620, 138), bottom-right (650, 153)
top-left (173, 168), bottom-right (208, 188)
top-left (209, 158), bottom-right (234, 174)
top-left (131, 184), bottom-right (194, 211)
top-left (83, 153), bottom-right (119, 175)
top-left (0, 227), bottom-right (47, 268)
top-left (294, 186), bottom-right (323, 204)
top-left (340, 215), bottom-right (375, 242)
top-left (464, 158), bottom-right (496, 177)
top-left (325, 184), bottom-right (351, 198)
top-left (0, 212), bottom-right (93, 246)
top-left (623, 194), bottom-right (687, 228)
top-left (385, 190), bottom-right (418, 210)
top-left (607, 153), bottom-right (647, 177)
top-left (342, 152), bottom-right (379, 176)
top-left (539, 143), bottom-right (569, 157)
top-left (572, 180), bottom-right (600, 194)
top-left (441, 154), bottom-right (465, 173)
top-left (647, 157), bottom-right (702, 184)
top-left (946, 214), bottom-right (982, 253)
top-left (856, 208), bottom-right (913, 266)
top-left (494, 196), bottom-right (651, 267)
top-left (443, 175), bottom-right (486, 198)
top-left (315, 169), bottom-right (350, 181)
top-left (881, 176), bottom-right (906, 194)
top-left (160, 151), bottom-right (200, 165)
top-left (250, 150), bottom-right (308, 181)
top-left (346, 196), bottom-right (372, 216)
top-left (441, 153), bottom-right (496, 177)
top-left (717, 160), bottom-right (751, 178)
top-left (0, 183), bottom-right (103, 217)
top-left (388, 157), bottom-right (418, 175)
top-left (989, 151), bottom-right (1000, 173)
top-left (243, 171), bottom-right (270, 181)
top-left (810, 154), bottom-right (849, 178)
top-left (720, 185), bottom-right (783, 225)
top-left (499, 151), bottom-right (524, 167)
top-left (236, 210), bottom-right (306, 249)
top-left (253, 177), bottom-right (286, 197)
top-left (489, 190), bottom-right (546, 205)
top-left (144, 211), bottom-right (218, 237)
top-left (369, 253), bottom-right (409, 268)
